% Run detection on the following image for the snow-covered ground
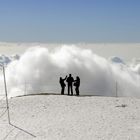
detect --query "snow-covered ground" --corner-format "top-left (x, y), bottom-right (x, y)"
top-left (0, 95), bottom-right (140, 140)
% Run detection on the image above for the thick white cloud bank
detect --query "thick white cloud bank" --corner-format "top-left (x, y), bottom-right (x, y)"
top-left (0, 45), bottom-right (140, 97)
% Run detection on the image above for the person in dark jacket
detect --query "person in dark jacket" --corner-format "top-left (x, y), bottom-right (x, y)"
top-left (59, 75), bottom-right (67, 95)
top-left (66, 74), bottom-right (74, 95)
top-left (74, 76), bottom-right (80, 96)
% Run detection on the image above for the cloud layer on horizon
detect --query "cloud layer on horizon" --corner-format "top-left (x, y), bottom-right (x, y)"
top-left (0, 45), bottom-right (140, 97)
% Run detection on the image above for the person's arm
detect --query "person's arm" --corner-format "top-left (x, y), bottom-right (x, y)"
top-left (66, 77), bottom-right (68, 82)
top-left (64, 76), bottom-right (67, 80)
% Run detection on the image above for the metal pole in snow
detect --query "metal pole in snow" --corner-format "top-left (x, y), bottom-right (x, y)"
top-left (2, 65), bottom-right (11, 124)
top-left (1, 64), bottom-right (36, 137)
top-left (116, 81), bottom-right (118, 97)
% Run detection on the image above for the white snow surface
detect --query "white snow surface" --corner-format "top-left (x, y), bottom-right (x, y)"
top-left (0, 95), bottom-right (140, 140)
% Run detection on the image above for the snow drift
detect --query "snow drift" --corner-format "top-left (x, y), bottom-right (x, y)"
top-left (0, 45), bottom-right (140, 97)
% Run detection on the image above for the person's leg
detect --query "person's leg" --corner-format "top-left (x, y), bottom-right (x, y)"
top-left (62, 87), bottom-right (64, 95)
top-left (75, 87), bottom-right (76, 95)
top-left (63, 87), bottom-right (65, 95)
top-left (68, 85), bottom-right (70, 95)
top-left (77, 87), bottom-right (79, 96)
top-left (71, 85), bottom-right (73, 95)
top-left (61, 86), bottom-right (63, 95)
top-left (75, 87), bottom-right (77, 95)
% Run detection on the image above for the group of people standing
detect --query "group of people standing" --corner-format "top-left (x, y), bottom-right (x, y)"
top-left (59, 74), bottom-right (80, 96)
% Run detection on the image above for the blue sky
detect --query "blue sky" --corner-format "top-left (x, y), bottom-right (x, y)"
top-left (0, 0), bottom-right (140, 43)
